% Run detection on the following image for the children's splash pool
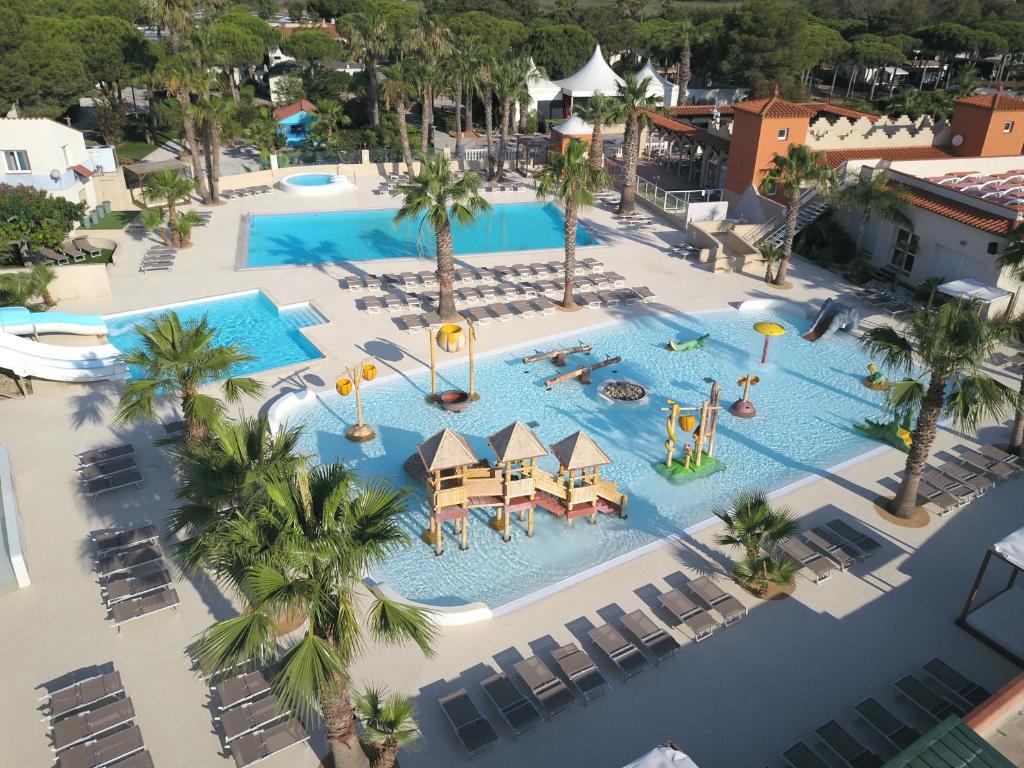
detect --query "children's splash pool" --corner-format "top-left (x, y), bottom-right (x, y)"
top-left (278, 307), bottom-right (890, 609)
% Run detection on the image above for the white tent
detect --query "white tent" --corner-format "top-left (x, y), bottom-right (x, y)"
top-left (554, 45), bottom-right (625, 112)
top-left (552, 115), bottom-right (593, 137)
top-left (527, 59), bottom-right (561, 108)
top-left (958, 523), bottom-right (1024, 666)
top-left (622, 745), bottom-right (700, 768)
top-left (635, 59), bottom-right (677, 107)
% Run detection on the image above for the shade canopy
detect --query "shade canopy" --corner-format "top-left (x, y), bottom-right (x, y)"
top-left (938, 279), bottom-right (1012, 305)
top-left (487, 421), bottom-right (548, 463)
top-left (554, 45), bottom-right (625, 98)
top-left (550, 431), bottom-right (611, 470)
top-left (553, 115), bottom-right (594, 137)
top-left (635, 60), bottom-right (676, 106)
top-left (622, 746), bottom-right (700, 768)
top-left (417, 428), bottom-right (478, 472)
top-left (995, 525), bottom-right (1024, 570)
top-left (527, 58), bottom-right (561, 103)
top-left (753, 321), bottom-right (785, 336)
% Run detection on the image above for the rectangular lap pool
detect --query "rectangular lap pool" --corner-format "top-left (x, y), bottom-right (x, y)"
top-left (243, 202), bottom-right (597, 267)
top-left (106, 291), bottom-right (326, 378)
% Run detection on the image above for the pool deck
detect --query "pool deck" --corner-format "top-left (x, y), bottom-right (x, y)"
top-left (1, 177), bottom-right (1022, 768)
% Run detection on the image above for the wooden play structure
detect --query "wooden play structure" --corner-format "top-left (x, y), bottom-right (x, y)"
top-left (335, 357), bottom-right (378, 442)
top-left (545, 356), bottom-right (621, 389)
top-left (404, 424), bottom-right (628, 555)
top-left (656, 381), bottom-right (726, 484)
top-left (523, 343), bottom-right (592, 367)
top-left (427, 320), bottom-right (478, 406)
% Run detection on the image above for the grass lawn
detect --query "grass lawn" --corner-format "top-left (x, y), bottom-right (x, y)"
top-left (83, 210), bottom-right (139, 230)
top-left (116, 141), bottom-right (156, 162)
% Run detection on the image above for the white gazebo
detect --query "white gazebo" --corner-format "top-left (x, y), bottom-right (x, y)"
top-left (550, 114), bottom-right (594, 151)
top-left (525, 58), bottom-right (562, 121)
top-left (554, 45), bottom-right (625, 115)
top-left (937, 278), bottom-right (1014, 319)
top-left (958, 524), bottom-right (1024, 666)
top-left (635, 59), bottom-right (677, 107)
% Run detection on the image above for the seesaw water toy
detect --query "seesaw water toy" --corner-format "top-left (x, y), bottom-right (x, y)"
top-left (729, 374), bottom-right (760, 418)
top-left (666, 333), bottom-right (710, 352)
top-left (754, 321), bottom-right (785, 364)
top-left (523, 342), bottom-right (592, 367)
top-left (545, 356), bottom-right (621, 388)
top-left (862, 363), bottom-right (890, 391)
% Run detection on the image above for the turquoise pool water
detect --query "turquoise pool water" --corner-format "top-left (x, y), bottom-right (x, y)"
top-left (244, 202), bottom-right (598, 267)
top-left (288, 173), bottom-right (334, 187)
top-left (282, 308), bottom-right (892, 609)
top-left (106, 291), bottom-right (326, 379)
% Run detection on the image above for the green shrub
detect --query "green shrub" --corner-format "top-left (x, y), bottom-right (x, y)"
top-left (794, 210), bottom-right (856, 265)
top-left (845, 257), bottom-right (875, 284)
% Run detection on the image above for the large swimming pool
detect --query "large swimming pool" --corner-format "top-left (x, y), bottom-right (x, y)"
top-left (106, 291), bottom-right (326, 379)
top-left (279, 307), bottom-right (892, 609)
top-left (243, 202), bottom-right (597, 267)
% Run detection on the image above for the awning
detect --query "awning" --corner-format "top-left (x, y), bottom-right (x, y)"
top-left (937, 279), bottom-right (1013, 305)
top-left (123, 158), bottom-right (190, 176)
top-left (622, 746), bottom-right (700, 768)
top-left (995, 525), bottom-right (1024, 570)
top-left (70, 164), bottom-right (93, 178)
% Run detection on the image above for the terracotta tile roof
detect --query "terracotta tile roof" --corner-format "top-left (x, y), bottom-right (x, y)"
top-left (955, 91), bottom-right (1024, 112)
top-left (273, 23), bottom-right (341, 40)
top-left (895, 183), bottom-right (1016, 234)
top-left (732, 96), bottom-right (811, 119)
top-left (272, 99), bottom-right (318, 120)
top-left (803, 103), bottom-right (880, 123)
top-left (822, 146), bottom-right (957, 168)
top-left (70, 164), bottom-right (93, 177)
top-left (666, 104), bottom-right (734, 117)
top-left (644, 111), bottom-right (697, 135)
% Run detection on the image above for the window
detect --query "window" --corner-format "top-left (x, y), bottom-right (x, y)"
top-left (777, 128), bottom-right (789, 140)
top-left (3, 150), bottom-right (30, 172)
top-left (891, 228), bottom-right (919, 274)
top-left (1003, 121), bottom-right (1015, 133)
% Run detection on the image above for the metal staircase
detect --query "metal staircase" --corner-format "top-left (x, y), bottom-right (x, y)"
top-left (749, 172), bottom-right (855, 249)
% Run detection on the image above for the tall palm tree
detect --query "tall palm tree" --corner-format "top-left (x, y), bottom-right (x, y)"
top-left (355, 686), bottom-right (420, 768)
top-left (190, 463), bottom-right (436, 766)
top-left (381, 63), bottom-right (416, 175)
top-left (113, 311), bottom-right (264, 442)
top-left (758, 145), bottom-right (835, 286)
top-left (191, 95), bottom-right (234, 205)
top-left (393, 154), bottom-right (490, 321)
top-left (143, 169), bottom-right (195, 246)
top-left (1002, 315), bottom-right (1024, 456)
top-left (576, 93), bottom-right (623, 170)
top-left (413, 19), bottom-right (453, 152)
top-left (615, 74), bottom-right (660, 215)
top-left (998, 238), bottom-right (1024, 455)
top-left (347, 10), bottom-right (391, 126)
top-left (156, 56), bottom-right (211, 204)
top-left (494, 58), bottom-right (531, 178)
top-left (535, 140), bottom-right (608, 310)
top-left (673, 19), bottom-right (695, 105)
top-left (835, 174), bottom-right (912, 254)
top-left (713, 489), bottom-right (800, 595)
top-left (861, 300), bottom-right (1016, 519)
top-left (476, 54), bottom-right (497, 179)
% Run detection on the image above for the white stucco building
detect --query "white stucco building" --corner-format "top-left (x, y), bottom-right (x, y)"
top-left (0, 118), bottom-right (105, 208)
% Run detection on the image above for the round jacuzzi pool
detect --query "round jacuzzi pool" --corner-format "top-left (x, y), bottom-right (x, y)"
top-left (278, 172), bottom-right (356, 196)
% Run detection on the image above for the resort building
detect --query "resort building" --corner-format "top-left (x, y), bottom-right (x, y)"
top-left (273, 99), bottom-right (318, 146)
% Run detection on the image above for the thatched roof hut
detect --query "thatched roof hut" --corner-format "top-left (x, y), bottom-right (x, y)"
top-left (487, 422), bottom-right (548, 464)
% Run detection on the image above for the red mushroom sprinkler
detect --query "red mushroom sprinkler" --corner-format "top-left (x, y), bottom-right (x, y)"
top-left (754, 321), bottom-right (785, 365)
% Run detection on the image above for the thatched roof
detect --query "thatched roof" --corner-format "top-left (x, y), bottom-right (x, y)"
top-left (549, 431), bottom-right (611, 470)
top-left (487, 422), bottom-right (548, 463)
top-left (417, 428), bottom-right (478, 472)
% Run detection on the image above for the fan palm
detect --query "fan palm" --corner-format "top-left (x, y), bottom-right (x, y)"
top-left (392, 154), bottom-right (490, 321)
top-left (861, 299), bottom-right (1017, 519)
top-left (535, 140), bottom-right (608, 309)
top-left (835, 175), bottom-right (911, 254)
top-left (0, 264), bottom-right (57, 311)
top-left (113, 311), bottom-right (264, 443)
top-left (476, 54), bottom-right (497, 179)
top-left (190, 95), bottom-right (235, 204)
top-left (759, 145), bottom-right (836, 286)
top-left (381, 63), bottom-right (417, 175)
top-left (493, 58), bottom-right (531, 178)
top-left (190, 463), bottom-right (436, 765)
top-left (615, 73), bottom-right (660, 215)
top-left (171, 209), bottom-right (203, 247)
top-left (713, 489), bottom-right (800, 594)
top-left (143, 170), bottom-right (195, 247)
top-left (347, 9), bottom-right (391, 126)
top-left (757, 243), bottom-right (782, 284)
top-left (355, 686), bottom-right (420, 768)
top-left (156, 56), bottom-right (211, 204)
top-left (576, 93), bottom-right (624, 170)
top-left (314, 100), bottom-right (350, 143)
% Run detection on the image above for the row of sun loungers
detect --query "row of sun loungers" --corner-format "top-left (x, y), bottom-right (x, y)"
top-left (338, 259), bottom-right (606, 293)
top-left (92, 524), bottom-right (179, 631)
top-left (657, 575), bottom-right (747, 641)
top-left (210, 670), bottom-right (310, 766)
top-left (221, 185), bottom-right (271, 199)
top-left (139, 246), bottom-right (177, 273)
top-left (77, 445), bottom-right (144, 499)
top-left (915, 444), bottom-right (1019, 516)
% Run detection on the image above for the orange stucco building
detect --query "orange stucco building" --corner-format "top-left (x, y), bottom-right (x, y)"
top-left (949, 91), bottom-right (1024, 158)
top-left (723, 97), bottom-right (811, 197)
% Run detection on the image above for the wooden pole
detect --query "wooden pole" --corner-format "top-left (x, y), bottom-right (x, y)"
top-left (353, 368), bottom-right (364, 428)
top-left (428, 329), bottom-right (437, 402)
top-left (468, 320), bottom-right (478, 401)
top-left (695, 400), bottom-right (708, 467)
top-left (460, 514), bottom-right (469, 550)
top-left (707, 382), bottom-right (721, 458)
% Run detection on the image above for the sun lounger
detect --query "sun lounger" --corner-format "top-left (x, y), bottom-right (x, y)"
top-left (596, 290), bottom-right (620, 307)
top-left (551, 643), bottom-right (607, 704)
top-left (52, 697), bottom-right (136, 752)
top-left (400, 314), bottom-right (428, 333)
top-left (92, 525), bottom-right (157, 554)
top-left (418, 272), bottom-right (438, 288)
top-left (922, 658), bottom-right (991, 707)
top-left (480, 673), bottom-right (540, 737)
top-left (894, 674), bottom-right (965, 721)
top-left (220, 694), bottom-right (285, 742)
top-left (512, 264), bottom-right (535, 278)
top-left (687, 576), bottom-right (747, 624)
top-left (531, 297), bottom-right (556, 316)
top-left (579, 257), bottom-right (602, 272)
top-left (530, 262), bottom-right (552, 277)
top-left (631, 286), bottom-right (656, 303)
top-left (438, 689), bottom-right (498, 758)
top-left (814, 720), bottom-right (882, 768)
top-left (978, 444), bottom-right (1021, 467)
top-left (478, 285), bottom-right (496, 300)
top-left (101, 751), bottom-right (153, 768)
top-left (338, 277), bottom-right (362, 293)
top-left (361, 296), bottom-right (386, 314)
top-left (620, 609), bottom-right (679, 663)
top-left (855, 698), bottom-right (920, 750)
top-left (139, 259), bottom-right (174, 273)
top-left (97, 543), bottom-right (162, 578)
top-left (58, 724), bottom-right (145, 768)
top-left (490, 304), bottom-right (513, 323)
top-left (513, 656), bottom-right (574, 718)
top-left (40, 246), bottom-right (71, 265)
top-left (110, 588), bottom-right (179, 629)
top-left (215, 671), bottom-right (272, 711)
top-left (959, 448), bottom-right (1016, 480)
top-left (824, 519), bottom-right (881, 558)
top-left (658, 588), bottom-right (719, 641)
top-left (921, 468), bottom-right (975, 501)
top-left (603, 272), bottom-right (626, 288)
top-left (72, 238), bottom-right (104, 256)
top-left (463, 306), bottom-right (492, 325)
top-left (782, 741), bottom-right (831, 768)
top-left (230, 718), bottom-right (310, 767)
top-left (778, 538), bottom-right (834, 583)
top-left (80, 456), bottom-right (138, 482)
top-left (103, 565), bottom-right (172, 604)
top-left (509, 301), bottom-right (535, 318)
top-left (61, 242), bottom-right (89, 262)
top-left (48, 672), bottom-right (124, 720)
top-left (804, 527), bottom-right (859, 569)
top-left (936, 461), bottom-right (994, 494)
top-left (587, 624), bottom-right (647, 680)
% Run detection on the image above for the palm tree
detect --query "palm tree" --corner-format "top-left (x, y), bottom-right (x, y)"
top-left (315, 100), bottom-right (349, 144)
top-left (493, 58), bottom-right (531, 179)
top-left (355, 686), bottom-right (420, 768)
top-left (347, 9), bottom-right (391, 126)
top-left (381, 63), bottom-right (417, 175)
top-left (476, 54), bottom-right (497, 179)
top-left (393, 154), bottom-right (490, 322)
top-left (861, 300), bottom-right (1017, 519)
top-left (190, 463), bottom-right (436, 766)
top-left (713, 489), bottom-right (799, 595)
top-left (156, 56), bottom-right (211, 205)
top-left (143, 170), bottom-right (195, 247)
top-left (140, 207), bottom-right (173, 247)
top-left (673, 19), bottom-right (695, 105)
top-left (172, 209), bottom-right (203, 247)
top-left (615, 74), bottom-right (660, 215)
top-left (759, 145), bottom-right (835, 286)
top-left (0, 264), bottom-right (57, 310)
top-left (113, 311), bottom-right (264, 443)
top-left (576, 93), bottom-right (623, 170)
top-left (998, 239), bottom-right (1024, 455)
top-left (193, 96), bottom-right (234, 204)
top-left (835, 174), bottom-right (911, 254)
top-left (757, 243), bottom-right (782, 284)
top-left (535, 140), bottom-right (608, 310)
top-left (413, 19), bottom-right (453, 152)
top-left (1002, 315), bottom-right (1024, 457)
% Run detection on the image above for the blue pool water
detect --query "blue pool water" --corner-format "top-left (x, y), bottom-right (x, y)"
top-left (287, 173), bottom-right (334, 187)
top-left (106, 291), bottom-right (326, 379)
top-left (282, 308), bottom-right (893, 609)
top-left (244, 202), bottom-right (598, 267)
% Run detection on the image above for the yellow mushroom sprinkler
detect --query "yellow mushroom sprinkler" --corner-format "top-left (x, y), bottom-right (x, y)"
top-left (753, 321), bottom-right (785, 365)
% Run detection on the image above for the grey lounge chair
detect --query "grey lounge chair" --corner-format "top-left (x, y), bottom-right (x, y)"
top-left (658, 588), bottom-right (719, 641)
top-left (782, 741), bottom-right (831, 768)
top-left (85, 468), bottom-right (144, 498)
top-left (937, 461), bottom-right (994, 495)
top-left (52, 697), bottom-right (136, 751)
top-left (100, 752), bottom-right (153, 768)
top-left (220, 694), bottom-right (285, 742)
top-left (894, 675), bottom-right (965, 721)
top-left (438, 689), bottom-right (498, 758)
top-left (72, 237), bottom-right (104, 256)
top-left (480, 672), bottom-right (540, 737)
top-left (579, 257), bottom-right (603, 272)
top-left (92, 524), bottom-right (157, 554)
top-left (139, 260), bottom-right (173, 273)
top-left (804, 527), bottom-right (859, 569)
top-left (509, 301), bottom-right (535, 318)
top-left (922, 658), bottom-right (991, 707)
top-left (48, 672), bottom-right (124, 720)
top-left (854, 698), bottom-right (920, 750)
top-left (103, 564), bottom-right (172, 604)
top-left (814, 720), bottom-right (882, 768)
top-left (603, 271), bottom-right (627, 288)
top-left (361, 296), bottom-right (386, 314)
top-left (110, 588), bottom-right (179, 630)
top-left (490, 304), bottom-right (513, 322)
top-left (215, 671), bottom-right (272, 711)
top-left (229, 718), bottom-right (310, 767)
top-left (921, 468), bottom-right (975, 501)
top-left (400, 314), bottom-right (428, 333)
top-left (620, 609), bottom-right (679, 664)
top-left (57, 724), bottom-right (145, 768)
top-left (824, 519), bottom-right (881, 557)
top-left (80, 456), bottom-right (138, 482)
top-left (687, 576), bottom-right (747, 624)
top-left (78, 445), bottom-right (134, 467)
top-left (551, 643), bottom-right (607, 704)
top-left (513, 655), bottom-right (574, 719)
top-left (587, 624), bottom-right (647, 680)
top-left (61, 242), bottom-right (88, 262)
top-left (97, 543), bottom-right (163, 578)
top-left (959, 448), bottom-right (1016, 480)
top-left (916, 485), bottom-right (962, 516)
top-left (978, 443), bottom-right (1021, 467)
top-left (778, 538), bottom-right (834, 583)
top-left (597, 290), bottom-right (620, 307)
top-left (463, 306), bottom-right (492, 325)
top-left (40, 246), bottom-right (71, 265)
top-left (338, 277), bottom-right (362, 293)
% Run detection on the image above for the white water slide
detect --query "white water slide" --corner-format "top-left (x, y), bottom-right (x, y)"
top-left (0, 307), bottom-right (126, 382)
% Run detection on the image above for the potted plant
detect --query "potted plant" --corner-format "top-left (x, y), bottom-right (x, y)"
top-left (713, 489), bottom-right (800, 598)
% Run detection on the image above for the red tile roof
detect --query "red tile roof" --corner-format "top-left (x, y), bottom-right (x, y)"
top-left (732, 96), bottom-right (811, 119)
top-left (666, 104), bottom-right (734, 117)
top-left (803, 103), bottom-right (880, 123)
top-left (70, 164), bottom-right (92, 177)
top-left (955, 91), bottom-right (1024, 112)
top-left (822, 146), bottom-right (957, 168)
top-left (273, 23), bottom-right (341, 40)
top-left (895, 183), bottom-right (1016, 234)
top-left (272, 99), bottom-right (318, 120)
top-left (645, 111), bottom-right (698, 135)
